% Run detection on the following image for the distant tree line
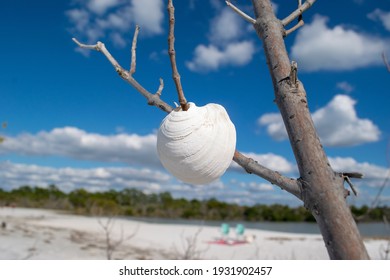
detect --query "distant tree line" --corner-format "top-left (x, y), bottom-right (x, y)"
top-left (0, 185), bottom-right (388, 222)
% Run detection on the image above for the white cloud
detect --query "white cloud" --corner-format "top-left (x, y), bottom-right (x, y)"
top-left (368, 9), bottom-right (390, 31)
top-left (187, 6), bottom-right (255, 72)
top-left (110, 32), bottom-right (127, 47)
top-left (87, 0), bottom-right (121, 15)
top-left (0, 161), bottom-right (169, 193)
top-left (1, 153), bottom-right (387, 206)
top-left (0, 127), bottom-right (160, 167)
top-left (230, 152), bottom-right (295, 174)
top-left (67, 8), bottom-right (90, 31)
top-left (336, 81), bottom-right (354, 94)
top-left (290, 15), bottom-right (388, 71)
top-left (131, 0), bottom-right (164, 35)
top-left (209, 7), bottom-right (244, 44)
top-left (186, 41), bottom-right (255, 72)
top-left (312, 95), bottom-right (380, 146)
top-left (257, 113), bottom-right (286, 141)
top-left (329, 156), bottom-right (390, 200)
top-left (210, 0), bottom-right (223, 10)
top-left (66, 0), bottom-right (164, 49)
top-left (329, 157), bottom-right (389, 180)
top-left (0, 161), bottom-right (254, 204)
top-left (246, 182), bottom-right (274, 192)
top-left (258, 94), bottom-right (381, 147)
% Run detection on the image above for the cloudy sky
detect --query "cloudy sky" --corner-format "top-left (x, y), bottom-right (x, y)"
top-left (1, 0), bottom-right (389, 206)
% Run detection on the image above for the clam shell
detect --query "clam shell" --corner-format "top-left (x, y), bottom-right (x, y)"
top-left (157, 102), bottom-right (236, 184)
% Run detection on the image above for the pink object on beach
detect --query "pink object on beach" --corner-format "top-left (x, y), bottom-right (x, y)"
top-left (207, 239), bottom-right (248, 246)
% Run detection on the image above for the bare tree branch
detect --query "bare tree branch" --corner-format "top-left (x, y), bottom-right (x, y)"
top-left (343, 175), bottom-right (358, 196)
top-left (72, 37), bottom-right (173, 113)
top-left (130, 25), bottom-right (140, 75)
top-left (281, 0), bottom-right (316, 27)
top-left (251, 0), bottom-right (369, 259)
top-left (225, 1), bottom-right (256, 24)
top-left (233, 151), bottom-right (302, 200)
top-left (168, 0), bottom-right (188, 111)
top-left (284, 20), bottom-right (305, 37)
top-left (156, 78), bottom-right (164, 97)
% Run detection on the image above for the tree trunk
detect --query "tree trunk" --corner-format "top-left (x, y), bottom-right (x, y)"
top-left (251, 0), bottom-right (369, 259)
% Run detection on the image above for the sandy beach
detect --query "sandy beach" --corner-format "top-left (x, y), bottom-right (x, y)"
top-left (0, 207), bottom-right (388, 260)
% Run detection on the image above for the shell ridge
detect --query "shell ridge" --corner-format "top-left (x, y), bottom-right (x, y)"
top-left (157, 102), bottom-right (236, 185)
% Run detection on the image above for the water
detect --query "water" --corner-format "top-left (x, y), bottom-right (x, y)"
top-left (123, 217), bottom-right (390, 238)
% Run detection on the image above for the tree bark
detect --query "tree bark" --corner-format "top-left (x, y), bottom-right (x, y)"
top-left (251, 0), bottom-right (369, 259)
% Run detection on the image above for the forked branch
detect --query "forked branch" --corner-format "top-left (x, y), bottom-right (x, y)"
top-left (282, 0), bottom-right (316, 37)
top-left (72, 32), bottom-right (173, 113)
top-left (282, 0), bottom-right (316, 27)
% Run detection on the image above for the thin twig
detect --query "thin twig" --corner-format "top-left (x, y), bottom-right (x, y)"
top-left (284, 20), bottom-right (305, 37)
top-left (130, 25), bottom-right (140, 75)
top-left (73, 39), bottom-right (120, 67)
top-left (233, 150), bottom-right (302, 200)
top-left (340, 172), bottom-right (364, 197)
top-left (168, 0), bottom-right (188, 111)
top-left (344, 176), bottom-right (358, 196)
top-left (72, 38), bottom-right (101, 50)
top-left (226, 1), bottom-right (256, 24)
top-left (156, 78), bottom-right (164, 96)
top-left (72, 37), bottom-right (173, 113)
top-left (281, 0), bottom-right (316, 27)
top-left (382, 51), bottom-right (390, 72)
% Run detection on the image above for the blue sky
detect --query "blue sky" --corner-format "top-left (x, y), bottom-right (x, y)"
top-left (1, 0), bottom-right (389, 206)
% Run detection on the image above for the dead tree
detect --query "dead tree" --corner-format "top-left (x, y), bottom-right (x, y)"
top-left (73, 0), bottom-right (369, 259)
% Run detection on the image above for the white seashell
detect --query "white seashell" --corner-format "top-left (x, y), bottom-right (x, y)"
top-left (157, 102), bottom-right (236, 185)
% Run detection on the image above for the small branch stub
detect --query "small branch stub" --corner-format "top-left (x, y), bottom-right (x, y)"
top-left (289, 61), bottom-right (298, 87)
top-left (344, 176), bottom-right (358, 196)
top-left (226, 1), bottom-right (256, 24)
top-left (156, 78), bottom-right (164, 96)
top-left (130, 25), bottom-right (140, 75)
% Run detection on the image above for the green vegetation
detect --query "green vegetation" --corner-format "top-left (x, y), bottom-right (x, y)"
top-left (0, 185), bottom-right (388, 222)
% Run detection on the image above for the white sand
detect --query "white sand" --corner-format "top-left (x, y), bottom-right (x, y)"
top-left (0, 207), bottom-right (388, 260)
